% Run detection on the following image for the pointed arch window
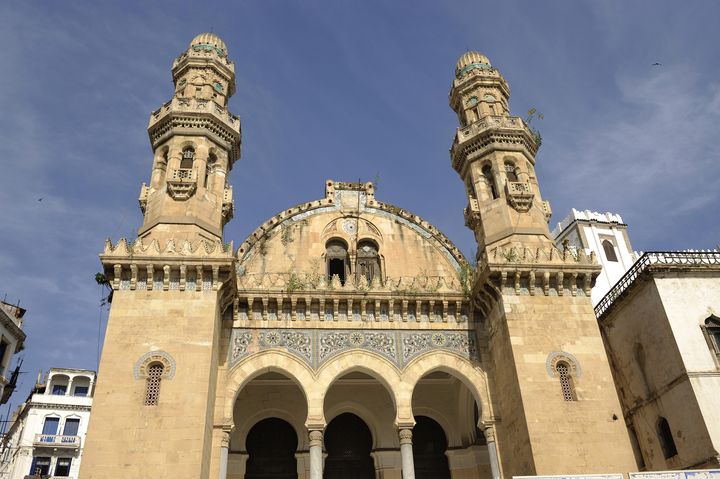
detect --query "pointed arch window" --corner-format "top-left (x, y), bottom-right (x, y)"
top-left (504, 161), bottom-right (518, 182)
top-left (657, 417), bottom-right (677, 459)
top-left (356, 240), bottom-right (381, 285)
top-left (482, 164), bottom-right (498, 199)
top-left (205, 152), bottom-right (217, 188)
top-left (326, 239), bottom-right (349, 285)
top-left (602, 239), bottom-right (618, 262)
top-left (144, 363), bottom-right (164, 406)
top-left (702, 314), bottom-right (720, 365)
top-left (180, 147), bottom-right (195, 170)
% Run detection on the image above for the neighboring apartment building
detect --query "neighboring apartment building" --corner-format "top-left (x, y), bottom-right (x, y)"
top-left (0, 368), bottom-right (95, 478)
top-left (596, 251), bottom-right (720, 470)
top-left (552, 209), bottom-right (637, 305)
top-left (0, 300), bottom-right (27, 404)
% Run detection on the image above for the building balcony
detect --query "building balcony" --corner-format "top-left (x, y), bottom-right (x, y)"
top-left (167, 168), bottom-right (197, 200)
top-left (33, 434), bottom-right (81, 448)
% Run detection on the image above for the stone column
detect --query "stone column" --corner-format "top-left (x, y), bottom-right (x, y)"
top-left (399, 428), bottom-right (415, 479)
top-left (308, 429), bottom-right (324, 479)
top-left (484, 425), bottom-right (501, 479)
top-left (219, 428), bottom-right (231, 479)
top-left (66, 378), bottom-right (74, 396)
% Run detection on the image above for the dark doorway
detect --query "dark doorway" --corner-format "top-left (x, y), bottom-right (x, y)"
top-left (246, 418), bottom-right (298, 479)
top-left (324, 413), bottom-right (374, 479)
top-left (413, 416), bottom-right (451, 479)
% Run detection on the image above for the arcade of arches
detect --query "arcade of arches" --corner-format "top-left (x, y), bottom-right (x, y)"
top-left (224, 353), bottom-right (496, 479)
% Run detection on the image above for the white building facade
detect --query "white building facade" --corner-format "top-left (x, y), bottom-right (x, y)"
top-left (0, 301), bottom-right (27, 405)
top-left (596, 251), bottom-right (720, 470)
top-left (552, 209), bottom-right (637, 305)
top-left (0, 368), bottom-right (95, 478)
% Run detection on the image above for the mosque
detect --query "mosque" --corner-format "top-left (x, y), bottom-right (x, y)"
top-left (77, 33), bottom-right (641, 479)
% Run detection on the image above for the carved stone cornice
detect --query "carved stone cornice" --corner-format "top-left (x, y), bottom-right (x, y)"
top-left (235, 291), bottom-right (471, 325)
top-left (148, 97), bottom-right (241, 163)
top-left (450, 115), bottom-right (538, 176)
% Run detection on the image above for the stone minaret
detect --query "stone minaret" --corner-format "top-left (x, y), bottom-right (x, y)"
top-left (450, 52), bottom-right (639, 476)
top-left (139, 32), bottom-right (241, 243)
top-left (80, 34), bottom-right (237, 479)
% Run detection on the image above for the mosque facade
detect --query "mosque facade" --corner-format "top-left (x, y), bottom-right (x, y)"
top-left (78, 34), bottom-right (641, 479)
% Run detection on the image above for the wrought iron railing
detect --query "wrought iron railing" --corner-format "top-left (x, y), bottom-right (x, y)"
top-left (595, 251), bottom-right (720, 318)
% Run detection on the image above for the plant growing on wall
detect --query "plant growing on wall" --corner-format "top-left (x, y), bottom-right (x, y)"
top-left (525, 108), bottom-right (544, 148)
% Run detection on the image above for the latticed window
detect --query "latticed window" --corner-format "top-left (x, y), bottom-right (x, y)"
top-left (144, 363), bottom-right (164, 406)
top-left (557, 362), bottom-right (577, 401)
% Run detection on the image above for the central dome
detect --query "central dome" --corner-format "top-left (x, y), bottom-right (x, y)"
top-left (189, 32), bottom-right (228, 55)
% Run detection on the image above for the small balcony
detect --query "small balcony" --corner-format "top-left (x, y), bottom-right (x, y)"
top-left (505, 181), bottom-right (534, 213)
top-left (33, 434), bottom-right (81, 448)
top-left (167, 168), bottom-right (197, 200)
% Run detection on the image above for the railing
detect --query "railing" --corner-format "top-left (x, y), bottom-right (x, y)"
top-left (455, 115), bottom-right (527, 141)
top-left (33, 434), bottom-right (81, 447)
top-left (595, 251), bottom-right (720, 318)
top-left (169, 168), bottom-right (195, 181)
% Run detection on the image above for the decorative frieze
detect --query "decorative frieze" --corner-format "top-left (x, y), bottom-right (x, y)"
top-left (229, 328), bottom-right (478, 370)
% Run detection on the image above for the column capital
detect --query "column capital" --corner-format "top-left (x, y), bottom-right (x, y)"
top-left (309, 430), bottom-right (324, 448)
top-left (483, 425), bottom-right (496, 443)
top-left (399, 428), bottom-right (413, 445)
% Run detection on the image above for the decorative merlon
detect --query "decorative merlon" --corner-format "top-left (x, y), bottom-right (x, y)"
top-left (102, 237), bottom-right (233, 259)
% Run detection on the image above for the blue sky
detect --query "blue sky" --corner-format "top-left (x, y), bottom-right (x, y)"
top-left (1, 0), bottom-right (719, 409)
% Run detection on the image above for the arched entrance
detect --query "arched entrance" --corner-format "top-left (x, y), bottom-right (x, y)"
top-left (324, 413), bottom-right (374, 479)
top-left (413, 416), bottom-right (451, 479)
top-left (246, 417), bottom-right (298, 479)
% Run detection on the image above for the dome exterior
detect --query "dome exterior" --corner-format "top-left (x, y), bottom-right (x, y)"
top-left (455, 51), bottom-right (492, 78)
top-left (189, 32), bottom-right (228, 55)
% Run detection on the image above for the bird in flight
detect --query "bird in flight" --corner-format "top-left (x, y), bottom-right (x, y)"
top-left (37, 197), bottom-right (44, 202)
top-left (652, 62), bottom-right (662, 66)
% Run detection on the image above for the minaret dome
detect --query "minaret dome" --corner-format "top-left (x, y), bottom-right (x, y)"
top-left (189, 32), bottom-right (229, 56)
top-left (455, 51), bottom-right (492, 79)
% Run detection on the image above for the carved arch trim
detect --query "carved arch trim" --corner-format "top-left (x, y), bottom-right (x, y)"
top-left (133, 350), bottom-right (176, 380)
top-left (546, 351), bottom-right (582, 378)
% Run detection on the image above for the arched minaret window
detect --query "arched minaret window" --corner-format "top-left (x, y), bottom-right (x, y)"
top-left (556, 361), bottom-right (577, 401)
top-left (180, 147), bottom-right (195, 170)
top-left (504, 161), bottom-right (518, 182)
top-left (144, 363), bottom-right (164, 406)
top-left (356, 240), bottom-right (381, 285)
top-left (326, 239), bottom-right (349, 285)
top-left (205, 153), bottom-right (217, 188)
top-left (657, 417), bottom-right (677, 459)
top-left (602, 239), bottom-right (618, 262)
top-left (482, 164), bottom-right (498, 199)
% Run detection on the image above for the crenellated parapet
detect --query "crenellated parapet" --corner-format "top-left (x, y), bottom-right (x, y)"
top-left (100, 237), bottom-right (235, 292)
top-left (469, 244), bottom-right (602, 316)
